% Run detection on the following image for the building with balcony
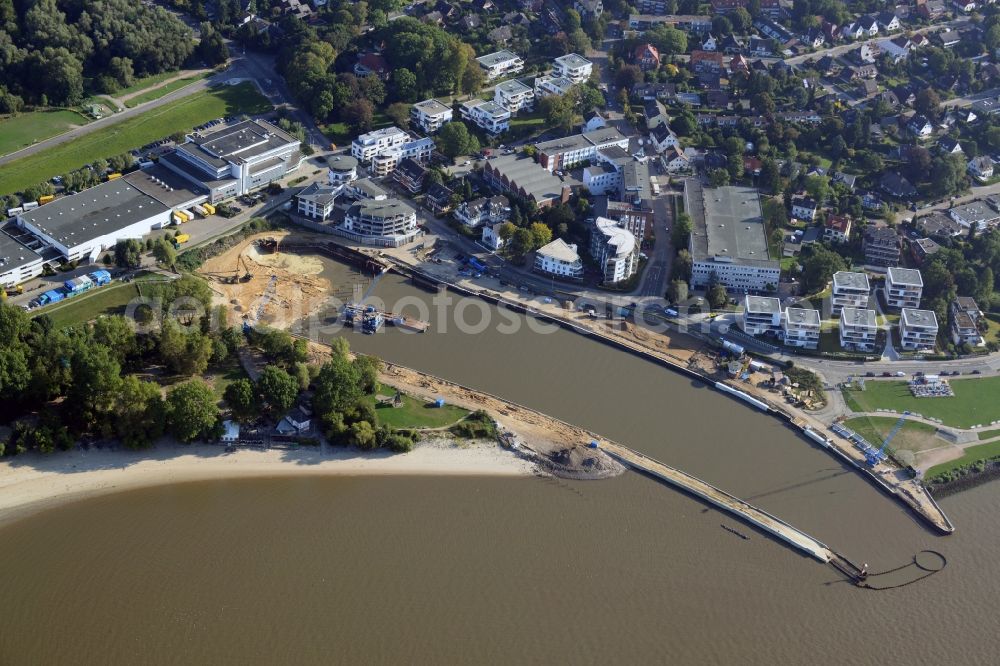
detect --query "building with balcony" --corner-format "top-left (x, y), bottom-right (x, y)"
top-left (589, 217), bottom-right (639, 285)
top-left (494, 79), bottom-right (534, 114)
top-left (410, 99), bottom-right (453, 134)
top-left (534, 74), bottom-right (576, 99)
top-left (338, 198), bottom-right (420, 247)
top-left (351, 127), bottom-right (434, 176)
top-left (554, 53), bottom-right (593, 83)
top-left (534, 239), bottom-right (583, 278)
top-left (326, 155), bottom-right (358, 186)
top-left (863, 226), bottom-right (901, 267)
top-left (831, 271), bottom-right (870, 314)
top-left (899, 308), bottom-right (939, 351)
top-left (392, 157), bottom-right (427, 194)
top-left (296, 182), bottom-right (338, 221)
top-left (951, 297), bottom-right (984, 346)
top-left (476, 50), bottom-right (524, 80)
top-left (839, 307), bottom-right (878, 352)
top-left (782, 307), bottom-right (821, 349)
top-left (884, 266), bottom-right (923, 309)
top-left (454, 195), bottom-right (511, 228)
top-left (742, 295), bottom-right (783, 335)
top-left (459, 100), bottom-right (511, 135)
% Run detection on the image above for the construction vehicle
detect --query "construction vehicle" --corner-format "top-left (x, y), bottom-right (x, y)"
top-left (256, 237), bottom-right (278, 253)
top-left (5, 284), bottom-right (24, 296)
top-left (865, 412), bottom-right (910, 467)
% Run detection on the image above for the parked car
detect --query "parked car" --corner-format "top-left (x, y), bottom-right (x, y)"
top-left (972, 369), bottom-right (982, 374)
top-left (894, 371), bottom-right (906, 377)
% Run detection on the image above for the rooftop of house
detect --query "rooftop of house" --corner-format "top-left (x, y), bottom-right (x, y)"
top-left (833, 270), bottom-right (870, 291)
top-left (785, 307), bottom-right (821, 326)
top-left (887, 266), bottom-right (924, 287)
top-left (745, 295), bottom-right (782, 315)
top-left (841, 307), bottom-right (877, 328)
top-left (413, 98), bottom-right (452, 115)
top-left (476, 50), bottom-right (521, 68)
top-left (901, 308), bottom-right (938, 328)
top-left (536, 238), bottom-right (580, 262)
top-left (495, 79), bottom-right (533, 95)
top-left (555, 53), bottom-right (592, 69)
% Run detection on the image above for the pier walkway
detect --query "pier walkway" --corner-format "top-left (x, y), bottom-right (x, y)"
top-left (601, 442), bottom-right (841, 564)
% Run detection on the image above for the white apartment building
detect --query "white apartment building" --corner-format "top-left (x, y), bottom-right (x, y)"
top-left (454, 195), bottom-right (510, 228)
top-left (831, 271), bottom-right (870, 314)
top-left (534, 74), bottom-right (576, 99)
top-left (326, 155), bottom-right (358, 185)
top-left (494, 79), bottom-right (534, 114)
top-left (839, 307), bottom-right (878, 352)
top-left (476, 50), bottom-right (525, 80)
top-left (884, 266), bottom-right (923, 309)
top-left (351, 126), bottom-right (434, 169)
top-left (582, 165), bottom-right (620, 195)
top-left (296, 182), bottom-right (338, 221)
top-left (899, 308), bottom-right (939, 351)
top-left (742, 295), bottom-right (783, 335)
top-left (554, 53), bottom-right (593, 83)
top-left (590, 217), bottom-right (639, 284)
top-left (534, 239), bottom-right (584, 278)
top-left (339, 198), bottom-right (420, 247)
top-left (782, 307), bottom-right (821, 349)
top-left (410, 99), bottom-right (453, 134)
top-left (460, 100), bottom-right (511, 135)
top-left (536, 127), bottom-right (630, 172)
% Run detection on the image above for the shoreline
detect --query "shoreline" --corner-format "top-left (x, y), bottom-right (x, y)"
top-left (0, 438), bottom-right (536, 526)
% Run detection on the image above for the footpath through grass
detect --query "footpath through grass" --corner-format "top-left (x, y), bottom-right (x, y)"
top-left (842, 376), bottom-right (1000, 429)
top-left (0, 82), bottom-right (272, 195)
top-left (0, 110), bottom-right (91, 157)
top-left (125, 73), bottom-right (211, 108)
top-left (118, 71), bottom-right (185, 97)
top-left (368, 391), bottom-right (470, 429)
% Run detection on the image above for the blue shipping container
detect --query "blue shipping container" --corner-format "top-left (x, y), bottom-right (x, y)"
top-left (467, 257), bottom-right (486, 272)
top-left (41, 289), bottom-right (64, 304)
top-left (89, 270), bottom-right (111, 285)
top-left (64, 276), bottom-right (93, 293)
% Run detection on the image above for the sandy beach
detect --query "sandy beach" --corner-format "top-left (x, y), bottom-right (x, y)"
top-left (0, 439), bottom-right (536, 524)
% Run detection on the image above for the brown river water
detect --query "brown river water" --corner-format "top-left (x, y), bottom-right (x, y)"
top-left (1, 264), bottom-right (999, 664)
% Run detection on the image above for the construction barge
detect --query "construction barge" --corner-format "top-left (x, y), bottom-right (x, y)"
top-left (343, 304), bottom-right (429, 334)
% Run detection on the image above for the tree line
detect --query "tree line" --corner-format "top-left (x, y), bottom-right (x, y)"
top-left (0, 0), bottom-right (197, 110)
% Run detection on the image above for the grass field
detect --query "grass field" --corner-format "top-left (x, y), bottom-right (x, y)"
top-left (208, 360), bottom-right (249, 402)
top-left (118, 71), bottom-right (185, 97)
top-left (979, 428), bottom-right (1000, 441)
top-left (368, 391), bottom-right (469, 429)
top-left (842, 416), bottom-right (941, 455)
top-left (124, 74), bottom-right (211, 108)
top-left (0, 110), bottom-right (91, 157)
top-left (40, 282), bottom-right (142, 329)
top-left (926, 440), bottom-right (1000, 480)
top-left (0, 82), bottom-right (272, 195)
top-left (842, 376), bottom-right (1000, 428)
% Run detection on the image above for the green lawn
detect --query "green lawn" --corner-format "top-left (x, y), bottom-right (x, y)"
top-left (124, 74), bottom-right (211, 108)
top-left (0, 82), bottom-right (272, 195)
top-left (926, 439), bottom-right (1000, 480)
top-left (367, 391), bottom-right (470, 429)
top-left (39, 282), bottom-right (142, 329)
top-left (842, 416), bottom-right (940, 454)
top-left (842, 376), bottom-right (1000, 428)
top-left (118, 71), bottom-right (186, 97)
top-left (0, 110), bottom-right (91, 157)
top-left (208, 359), bottom-right (249, 402)
top-left (979, 428), bottom-right (1000, 441)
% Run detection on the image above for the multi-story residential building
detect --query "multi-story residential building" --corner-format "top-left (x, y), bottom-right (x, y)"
top-left (410, 99), bottom-right (453, 134)
top-left (951, 297), bottom-right (984, 346)
top-left (345, 178), bottom-right (388, 201)
top-left (839, 307), bottom-right (878, 352)
top-left (392, 157), bottom-right (427, 194)
top-left (791, 196), bottom-right (818, 220)
top-left (899, 308), bottom-right (939, 351)
top-left (339, 198), bottom-right (420, 247)
top-left (454, 195), bottom-right (511, 228)
top-left (534, 74), bottom-right (576, 99)
top-left (782, 307), bottom-right (821, 349)
top-left (494, 79), bottom-right (534, 114)
top-left (831, 271), bottom-right (870, 314)
top-left (595, 197), bottom-right (651, 242)
top-left (948, 199), bottom-right (1000, 229)
top-left (481, 222), bottom-right (506, 251)
top-left (633, 43), bottom-right (660, 70)
top-left (296, 183), bottom-right (338, 221)
top-left (326, 155), bottom-right (358, 186)
top-left (884, 266), bottom-right (923, 309)
top-left (553, 53), bottom-right (593, 83)
top-left (460, 100), bottom-right (511, 135)
top-left (863, 226), bottom-right (901, 267)
top-left (482, 155), bottom-right (570, 209)
top-left (534, 239), bottom-right (583, 278)
top-left (742, 295), bottom-right (783, 335)
top-left (351, 126), bottom-right (434, 176)
top-left (824, 215), bottom-right (852, 243)
top-left (590, 217), bottom-right (639, 284)
top-left (687, 180), bottom-right (780, 293)
top-left (476, 50), bottom-right (524, 80)
top-left (582, 164), bottom-right (620, 196)
top-left (424, 183), bottom-right (455, 215)
top-left (536, 127), bottom-right (629, 172)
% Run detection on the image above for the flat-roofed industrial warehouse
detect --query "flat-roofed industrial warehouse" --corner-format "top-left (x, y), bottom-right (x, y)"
top-left (0, 223), bottom-right (44, 288)
top-left (686, 179), bottom-right (780, 293)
